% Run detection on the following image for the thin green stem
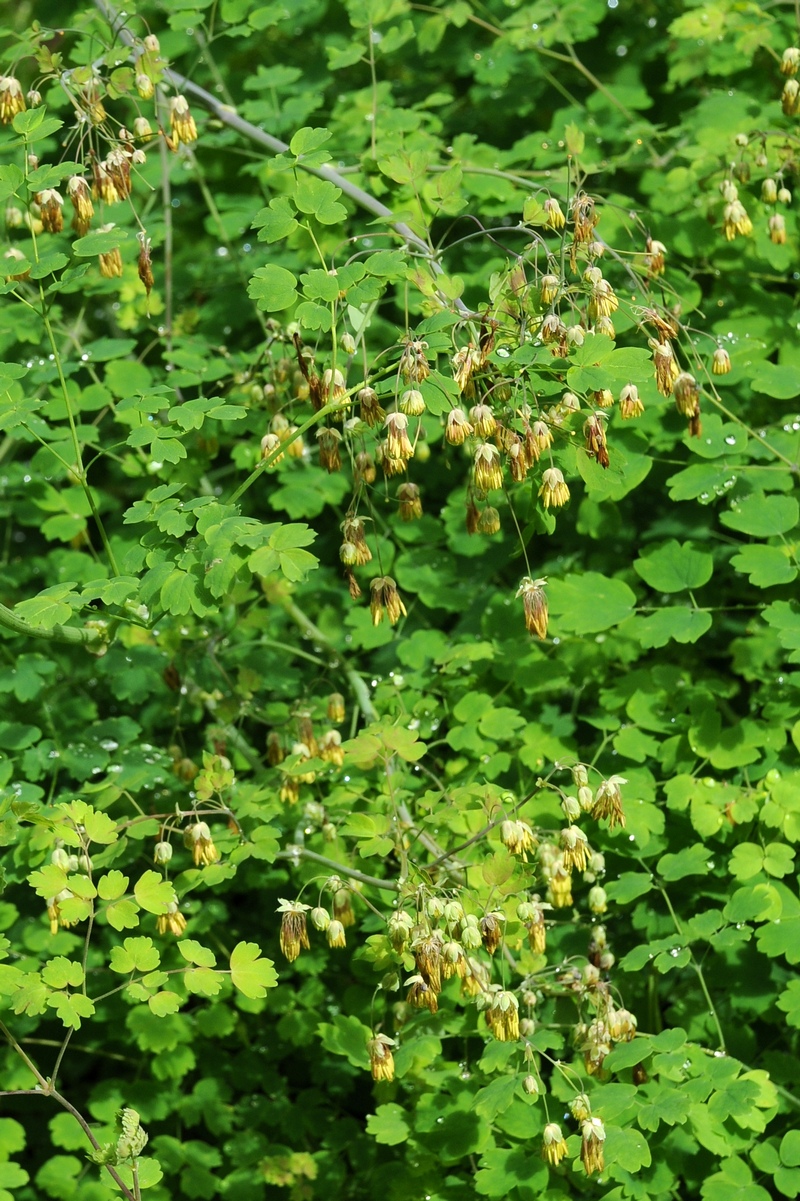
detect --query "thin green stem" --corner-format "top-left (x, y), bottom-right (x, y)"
top-left (38, 296), bottom-right (120, 576)
top-left (657, 882), bottom-right (727, 1053)
top-left (275, 846), bottom-right (399, 891)
top-left (0, 602), bottom-right (105, 645)
top-left (225, 402), bottom-right (339, 506)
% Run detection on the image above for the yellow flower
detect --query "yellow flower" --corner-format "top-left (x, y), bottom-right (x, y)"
top-left (277, 899), bottom-right (311, 963)
top-left (0, 76), bottom-right (25, 124)
top-left (170, 94), bottom-right (198, 145)
top-left (581, 1118), bottom-right (606, 1175)
top-left (538, 467), bottom-right (569, 509)
top-left (368, 1034), bottom-right (396, 1081)
top-left (619, 383), bottom-right (643, 420)
top-left (542, 1123), bottom-right (569, 1166)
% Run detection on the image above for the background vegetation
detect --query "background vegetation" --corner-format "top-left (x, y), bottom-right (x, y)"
top-left (1, 1), bottom-right (800, 1200)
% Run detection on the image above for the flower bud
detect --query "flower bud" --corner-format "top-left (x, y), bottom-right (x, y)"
top-left (539, 467), bottom-right (569, 509)
top-left (781, 46), bottom-right (800, 75)
top-left (540, 273), bottom-right (559, 303)
top-left (561, 796), bottom-right (581, 822)
top-left (542, 1123), bottom-right (568, 1165)
top-left (544, 197), bottom-right (565, 229)
top-left (153, 841), bottom-right (173, 865)
top-left (327, 919), bottom-right (346, 948)
top-left (619, 383), bottom-right (643, 419)
top-left (169, 94), bottom-right (198, 144)
top-left (310, 906), bottom-right (331, 931)
top-left (399, 388), bottom-right (425, 416)
top-left (712, 347), bottom-right (731, 375)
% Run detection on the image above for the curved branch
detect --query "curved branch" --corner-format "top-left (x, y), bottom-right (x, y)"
top-left (0, 602), bottom-right (104, 646)
top-left (275, 846), bottom-right (400, 891)
top-left (93, 0), bottom-right (471, 316)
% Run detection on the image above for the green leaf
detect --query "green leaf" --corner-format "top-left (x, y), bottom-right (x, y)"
top-left (724, 883), bottom-right (782, 923)
top-left (0, 164), bottom-right (24, 202)
top-left (637, 1087), bottom-right (691, 1131)
top-left (605, 872), bottom-right (654, 903)
top-left (0, 1161), bottom-right (29, 1189)
top-left (133, 871), bottom-right (176, 915)
top-left (28, 863), bottom-right (69, 899)
top-left (42, 957), bottom-right (84, 989)
top-left (0, 722), bottom-right (42, 750)
top-left (605, 1126), bottom-right (652, 1174)
top-left (294, 175), bottom-right (347, 223)
top-left (474, 1146), bottom-right (548, 1196)
top-left (604, 1039), bottom-right (653, 1071)
top-left (46, 992), bottom-right (95, 1030)
top-left (721, 493), bottom-right (799, 537)
top-left (148, 991), bottom-right (182, 1016)
top-left (730, 544), bottom-right (797, 589)
top-left (547, 572), bottom-right (637, 634)
top-left (12, 107), bottom-right (47, 134)
top-left (565, 120), bottom-right (585, 154)
top-left (634, 606), bottom-right (712, 647)
top-left (666, 462), bottom-right (734, 502)
top-left (105, 899), bottom-right (141, 932)
top-left (472, 1074), bottom-right (518, 1121)
top-left (764, 843), bottom-right (796, 877)
top-left (110, 937), bottom-right (161, 974)
top-left (634, 540), bottom-right (713, 592)
top-left (72, 228), bottom-right (133, 256)
top-left (253, 196), bottom-right (299, 242)
top-left (98, 870), bottom-right (129, 901)
top-left (0, 1117), bottom-right (25, 1156)
top-left (184, 967), bottom-right (223, 996)
top-left (14, 585), bottom-right (81, 631)
top-left (781, 1131), bottom-right (800, 1168)
top-left (178, 939), bottom-right (216, 967)
top-left (658, 842), bottom-right (712, 881)
top-left (729, 842), bottom-right (766, 881)
top-left (701, 1156), bottom-right (771, 1201)
top-left (82, 808), bottom-right (119, 844)
top-left (247, 264), bottom-right (298, 311)
top-left (229, 941), bottom-right (278, 998)
top-left (289, 126), bottom-right (332, 156)
top-left (777, 981), bottom-right (800, 1030)
top-left (756, 916), bottom-right (800, 963)
top-left (749, 362), bottom-right (800, 398)
top-left (318, 1014), bottom-right (371, 1068)
top-left (366, 1103), bottom-right (410, 1146)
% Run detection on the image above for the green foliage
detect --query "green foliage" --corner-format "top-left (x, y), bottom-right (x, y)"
top-left (0, 2), bottom-right (799, 1201)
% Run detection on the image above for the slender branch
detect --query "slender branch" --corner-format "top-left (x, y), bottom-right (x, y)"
top-left (282, 598), bottom-right (377, 723)
top-left (0, 1018), bottom-right (47, 1086)
top-left (275, 847), bottom-right (400, 891)
top-left (225, 401), bottom-right (339, 507)
top-left (0, 1020), bottom-right (136, 1200)
top-left (50, 1088), bottom-right (138, 1201)
top-left (656, 882), bottom-right (727, 1054)
top-left (50, 1028), bottom-right (74, 1094)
